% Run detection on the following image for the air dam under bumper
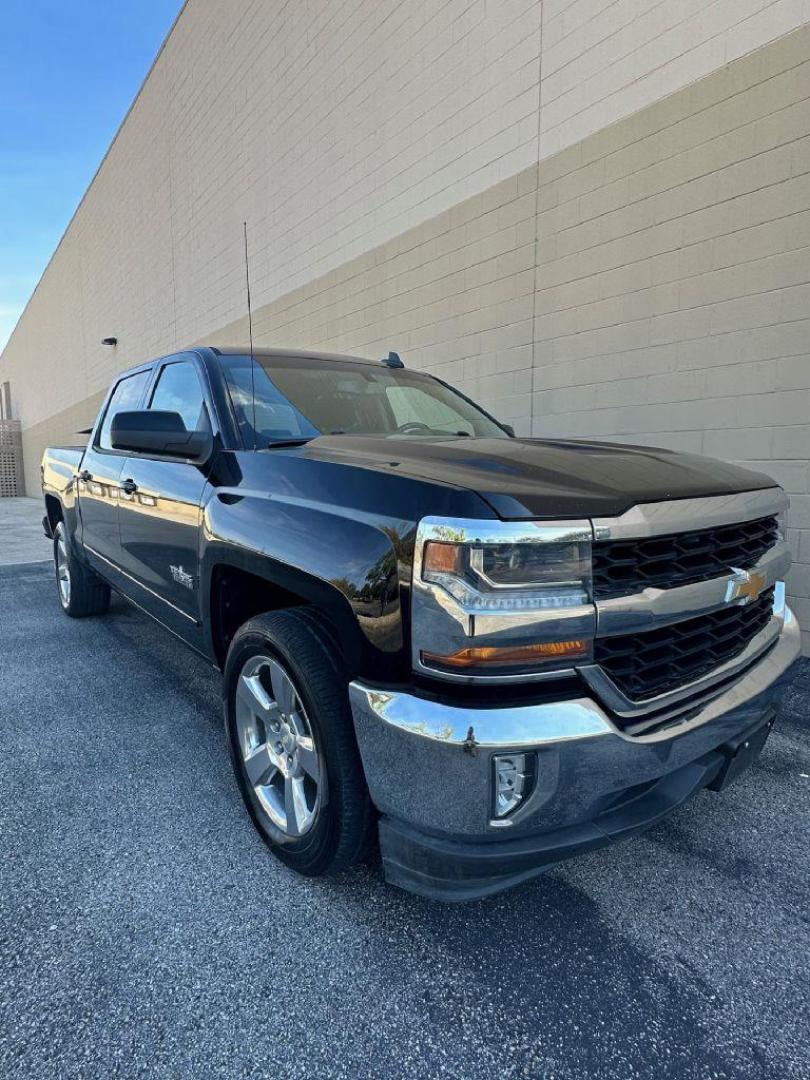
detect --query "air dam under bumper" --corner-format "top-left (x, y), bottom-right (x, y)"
top-left (349, 608), bottom-right (800, 901)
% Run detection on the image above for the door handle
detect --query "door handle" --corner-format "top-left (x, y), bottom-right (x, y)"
top-left (121, 478), bottom-right (138, 496)
top-left (78, 469), bottom-right (92, 482)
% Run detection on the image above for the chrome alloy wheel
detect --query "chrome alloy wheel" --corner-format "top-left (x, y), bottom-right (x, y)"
top-left (235, 654), bottom-right (323, 838)
top-left (56, 535), bottom-right (71, 608)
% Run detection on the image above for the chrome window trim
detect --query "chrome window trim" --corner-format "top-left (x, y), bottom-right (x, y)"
top-left (591, 487), bottom-right (787, 541)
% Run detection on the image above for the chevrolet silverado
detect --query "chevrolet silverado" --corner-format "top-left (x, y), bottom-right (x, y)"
top-left (41, 346), bottom-right (801, 899)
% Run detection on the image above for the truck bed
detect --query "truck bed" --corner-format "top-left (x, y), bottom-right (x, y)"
top-left (42, 445), bottom-right (84, 499)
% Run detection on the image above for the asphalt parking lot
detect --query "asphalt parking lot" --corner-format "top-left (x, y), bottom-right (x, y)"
top-left (1, 556), bottom-right (809, 1080)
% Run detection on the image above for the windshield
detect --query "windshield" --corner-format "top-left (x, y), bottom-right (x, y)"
top-left (219, 354), bottom-right (509, 447)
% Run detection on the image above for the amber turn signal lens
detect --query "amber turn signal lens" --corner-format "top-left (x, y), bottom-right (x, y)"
top-left (422, 639), bottom-right (589, 670)
top-left (423, 541), bottom-right (463, 575)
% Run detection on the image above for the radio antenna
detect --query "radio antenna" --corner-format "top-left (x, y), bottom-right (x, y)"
top-left (243, 221), bottom-right (257, 450)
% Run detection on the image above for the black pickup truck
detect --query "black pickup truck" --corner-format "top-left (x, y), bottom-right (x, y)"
top-left (41, 346), bottom-right (800, 899)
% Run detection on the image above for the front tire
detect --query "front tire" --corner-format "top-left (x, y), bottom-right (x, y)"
top-left (53, 521), bottom-right (110, 618)
top-left (224, 609), bottom-right (375, 877)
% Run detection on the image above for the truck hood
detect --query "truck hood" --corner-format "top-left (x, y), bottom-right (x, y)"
top-left (301, 435), bottom-right (777, 518)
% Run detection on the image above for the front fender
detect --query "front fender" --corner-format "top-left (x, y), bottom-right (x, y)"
top-left (201, 488), bottom-right (415, 681)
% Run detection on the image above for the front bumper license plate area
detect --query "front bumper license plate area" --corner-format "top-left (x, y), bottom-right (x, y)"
top-left (707, 711), bottom-right (776, 792)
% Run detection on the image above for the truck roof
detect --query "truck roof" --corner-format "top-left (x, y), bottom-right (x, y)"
top-left (110, 347), bottom-right (403, 383)
top-left (208, 346), bottom-right (389, 367)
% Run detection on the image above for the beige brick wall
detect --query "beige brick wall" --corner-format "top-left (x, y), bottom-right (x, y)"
top-left (540, 0), bottom-right (810, 156)
top-left (203, 166), bottom-right (540, 435)
top-left (532, 24), bottom-right (810, 654)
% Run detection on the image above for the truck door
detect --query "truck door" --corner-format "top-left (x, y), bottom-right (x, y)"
top-left (78, 368), bottom-right (151, 573)
top-left (116, 357), bottom-right (209, 642)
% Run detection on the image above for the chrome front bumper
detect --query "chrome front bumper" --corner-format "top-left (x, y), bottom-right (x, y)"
top-left (349, 606), bottom-right (801, 899)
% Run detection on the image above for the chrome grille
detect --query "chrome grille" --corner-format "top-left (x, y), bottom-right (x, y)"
top-left (592, 515), bottom-right (778, 600)
top-left (594, 588), bottom-right (774, 702)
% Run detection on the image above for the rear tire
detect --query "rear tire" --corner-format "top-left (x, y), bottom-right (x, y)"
top-left (53, 521), bottom-right (110, 618)
top-left (224, 608), bottom-right (375, 877)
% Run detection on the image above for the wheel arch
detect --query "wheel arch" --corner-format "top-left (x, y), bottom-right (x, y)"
top-left (44, 494), bottom-right (64, 532)
top-left (205, 555), bottom-right (366, 674)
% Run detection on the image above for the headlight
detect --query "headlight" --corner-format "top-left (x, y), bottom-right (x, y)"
top-left (423, 535), bottom-right (592, 610)
top-left (412, 518), bottom-right (596, 681)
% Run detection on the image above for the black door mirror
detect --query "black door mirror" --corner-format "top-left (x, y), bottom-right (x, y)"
top-left (111, 410), bottom-right (212, 462)
top-left (501, 423), bottom-right (515, 437)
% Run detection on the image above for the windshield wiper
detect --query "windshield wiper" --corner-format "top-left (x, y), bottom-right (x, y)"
top-left (418, 428), bottom-right (473, 437)
top-left (261, 437), bottom-right (315, 449)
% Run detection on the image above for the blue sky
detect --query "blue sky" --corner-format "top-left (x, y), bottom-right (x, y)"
top-left (0, 0), bottom-right (183, 352)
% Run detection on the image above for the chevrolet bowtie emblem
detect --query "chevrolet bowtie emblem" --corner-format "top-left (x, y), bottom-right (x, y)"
top-left (725, 567), bottom-right (767, 606)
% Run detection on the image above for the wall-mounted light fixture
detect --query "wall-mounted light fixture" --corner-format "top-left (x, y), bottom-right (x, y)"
top-left (101, 337), bottom-right (118, 346)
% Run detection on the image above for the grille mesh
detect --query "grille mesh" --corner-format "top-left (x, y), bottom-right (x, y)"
top-left (593, 516), bottom-right (778, 599)
top-left (594, 588), bottom-right (774, 702)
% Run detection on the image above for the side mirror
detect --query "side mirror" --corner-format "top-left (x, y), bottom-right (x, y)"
top-left (501, 423), bottom-right (515, 437)
top-left (111, 410), bottom-right (212, 462)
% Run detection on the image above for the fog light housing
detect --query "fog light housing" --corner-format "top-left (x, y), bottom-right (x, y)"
top-left (493, 753), bottom-right (534, 820)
